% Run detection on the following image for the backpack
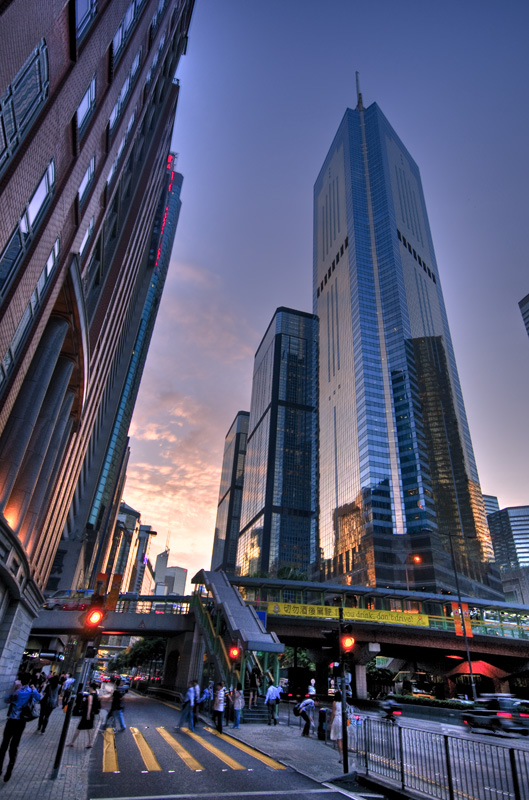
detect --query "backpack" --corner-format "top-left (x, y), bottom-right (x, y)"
top-left (293, 704), bottom-right (301, 717)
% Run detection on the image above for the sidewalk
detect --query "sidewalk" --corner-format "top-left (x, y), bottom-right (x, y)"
top-left (222, 715), bottom-right (346, 783)
top-left (0, 702), bottom-right (93, 800)
top-left (210, 705), bottom-right (370, 797)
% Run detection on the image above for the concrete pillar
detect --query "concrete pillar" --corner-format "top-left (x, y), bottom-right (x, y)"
top-left (273, 654), bottom-right (280, 686)
top-left (5, 357), bottom-right (74, 534)
top-left (22, 392), bottom-right (75, 552)
top-left (0, 599), bottom-right (35, 695)
top-left (355, 664), bottom-right (368, 699)
top-left (29, 414), bottom-right (74, 570)
top-left (0, 317), bottom-right (69, 507)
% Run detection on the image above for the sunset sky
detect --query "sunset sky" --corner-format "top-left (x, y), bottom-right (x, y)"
top-left (123, 0), bottom-right (529, 590)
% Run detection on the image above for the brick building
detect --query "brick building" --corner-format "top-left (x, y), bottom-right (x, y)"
top-left (0, 0), bottom-right (194, 688)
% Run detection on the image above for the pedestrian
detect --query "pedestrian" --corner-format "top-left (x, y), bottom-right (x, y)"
top-left (298, 696), bottom-right (317, 737)
top-left (307, 678), bottom-right (316, 696)
top-left (193, 679), bottom-right (200, 728)
top-left (67, 682), bottom-right (99, 748)
top-left (264, 680), bottom-right (281, 726)
top-left (329, 690), bottom-right (345, 763)
top-left (199, 683), bottom-right (211, 713)
top-left (62, 673), bottom-right (75, 710)
top-left (176, 681), bottom-right (195, 731)
top-left (102, 681), bottom-right (127, 733)
top-left (37, 674), bottom-right (60, 733)
top-left (0, 673), bottom-right (41, 782)
top-left (232, 682), bottom-right (244, 728)
top-left (248, 667), bottom-right (260, 709)
top-left (212, 682), bottom-right (225, 733)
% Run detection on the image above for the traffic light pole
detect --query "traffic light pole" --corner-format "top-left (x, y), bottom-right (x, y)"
top-left (50, 639), bottom-right (87, 779)
top-left (51, 600), bottom-right (106, 779)
top-left (339, 608), bottom-right (349, 774)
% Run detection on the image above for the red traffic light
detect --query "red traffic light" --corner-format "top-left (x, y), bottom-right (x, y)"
top-left (341, 634), bottom-right (355, 653)
top-left (228, 645), bottom-right (241, 660)
top-left (85, 608), bottom-right (105, 627)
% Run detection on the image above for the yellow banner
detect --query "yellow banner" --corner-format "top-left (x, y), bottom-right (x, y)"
top-left (267, 602), bottom-right (429, 627)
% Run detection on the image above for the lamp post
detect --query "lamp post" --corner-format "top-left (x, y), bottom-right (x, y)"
top-left (404, 553), bottom-right (422, 592)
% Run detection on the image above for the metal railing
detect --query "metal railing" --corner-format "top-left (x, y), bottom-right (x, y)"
top-left (191, 594), bottom-right (239, 685)
top-left (114, 596), bottom-right (191, 614)
top-left (352, 716), bottom-right (529, 800)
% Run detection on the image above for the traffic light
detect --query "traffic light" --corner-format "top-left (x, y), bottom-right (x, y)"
top-left (340, 624), bottom-right (355, 654)
top-left (85, 608), bottom-right (105, 627)
top-left (78, 595), bottom-right (107, 636)
top-left (228, 644), bottom-right (241, 660)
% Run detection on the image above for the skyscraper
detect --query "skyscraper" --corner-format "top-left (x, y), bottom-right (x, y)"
top-left (314, 88), bottom-right (501, 598)
top-left (211, 411), bottom-right (250, 573)
top-left (236, 308), bottom-right (318, 578)
top-left (519, 293), bottom-right (529, 338)
top-left (0, 0), bottom-right (194, 688)
top-left (487, 506), bottom-right (529, 570)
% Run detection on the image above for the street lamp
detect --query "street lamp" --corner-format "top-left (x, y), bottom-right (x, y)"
top-left (404, 554), bottom-right (422, 592)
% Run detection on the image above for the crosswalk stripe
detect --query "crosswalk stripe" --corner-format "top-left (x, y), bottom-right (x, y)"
top-left (181, 727), bottom-right (245, 769)
top-left (130, 727), bottom-right (162, 771)
top-left (156, 727), bottom-right (204, 771)
top-left (204, 727), bottom-right (286, 769)
top-left (102, 729), bottom-right (119, 773)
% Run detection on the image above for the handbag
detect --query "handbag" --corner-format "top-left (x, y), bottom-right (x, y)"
top-left (20, 694), bottom-right (40, 721)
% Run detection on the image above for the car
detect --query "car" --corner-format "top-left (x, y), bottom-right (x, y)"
top-left (43, 589), bottom-right (94, 610)
top-left (462, 695), bottom-right (529, 736)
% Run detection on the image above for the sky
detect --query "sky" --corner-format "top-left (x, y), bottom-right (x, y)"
top-left (123, 0), bottom-right (529, 590)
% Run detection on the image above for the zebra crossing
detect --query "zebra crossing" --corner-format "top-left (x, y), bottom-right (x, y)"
top-left (99, 725), bottom-right (287, 774)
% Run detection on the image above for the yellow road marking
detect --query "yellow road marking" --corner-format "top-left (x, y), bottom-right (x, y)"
top-left (130, 727), bottom-right (162, 771)
top-left (181, 727), bottom-right (245, 769)
top-left (204, 727), bottom-right (286, 769)
top-left (102, 729), bottom-right (119, 772)
top-left (157, 727), bottom-right (204, 771)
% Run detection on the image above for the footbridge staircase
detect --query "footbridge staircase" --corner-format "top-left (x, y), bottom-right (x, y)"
top-left (190, 570), bottom-right (283, 693)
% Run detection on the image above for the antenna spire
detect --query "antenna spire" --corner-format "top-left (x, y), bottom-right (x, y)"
top-left (355, 71), bottom-right (364, 110)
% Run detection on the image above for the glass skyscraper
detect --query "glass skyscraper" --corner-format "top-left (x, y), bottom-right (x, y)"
top-left (236, 308), bottom-right (318, 578)
top-left (314, 93), bottom-right (502, 598)
top-left (211, 411), bottom-right (250, 573)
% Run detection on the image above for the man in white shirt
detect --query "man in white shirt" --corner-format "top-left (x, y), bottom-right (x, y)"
top-left (298, 696), bottom-right (316, 737)
top-left (265, 681), bottom-right (281, 725)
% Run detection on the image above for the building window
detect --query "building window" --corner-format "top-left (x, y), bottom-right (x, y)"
top-left (112, 0), bottom-right (146, 65)
top-left (107, 110), bottom-right (135, 186)
top-left (0, 237), bottom-right (60, 393)
top-left (0, 40), bottom-right (49, 178)
top-left (109, 48), bottom-right (142, 132)
top-left (75, 0), bottom-right (97, 40)
top-left (79, 216), bottom-right (94, 257)
top-left (0, 160), bottom-right (55, 298)
top-left (77, 77), bottom-right (96, 133)
top-left (78, 156), bottom-right (95, 203)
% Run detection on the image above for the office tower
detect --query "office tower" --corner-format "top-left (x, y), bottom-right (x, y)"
top-left (314, 88), bottom-right (501, 597)
top-left (154, 549), bottom-right (186, 593)
top-left (487, 506), bottom-right (529, 570)
top-left (483, 494), bottom-right (500, 518)
top-left (236, 308), bottom-right (318, 578)
top-left (211, 411), bottom-right (250, 572)
top-left (0, 0), bottom-right (194, 688)
top-left (48, 157), bottom-right (184, 593)
top-left (519, 294), bottom-right (529, 338)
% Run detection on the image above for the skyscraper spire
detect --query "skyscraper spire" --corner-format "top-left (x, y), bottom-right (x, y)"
top-left (356, 71), bottom-right (364, 110)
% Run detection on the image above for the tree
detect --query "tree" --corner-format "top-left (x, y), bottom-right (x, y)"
top-left (107, 637), bottom-right (166, 675)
